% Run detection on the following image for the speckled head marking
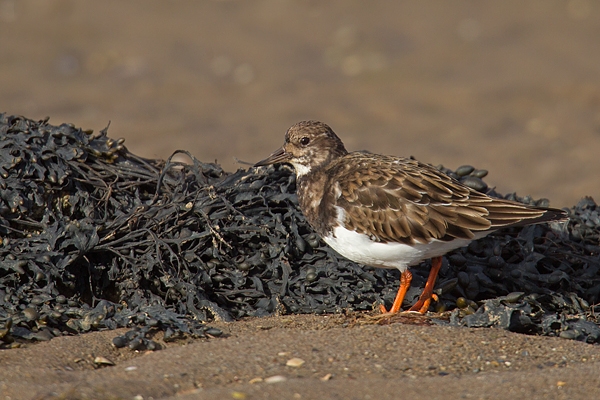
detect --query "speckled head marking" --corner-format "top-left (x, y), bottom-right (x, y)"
top-left (254, 121), bottom-right (348, 177)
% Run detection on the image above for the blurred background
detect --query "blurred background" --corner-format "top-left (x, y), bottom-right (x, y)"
top-left (1, 0), bottom-right (599, 207)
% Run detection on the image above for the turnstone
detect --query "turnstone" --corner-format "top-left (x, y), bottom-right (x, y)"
top-left (255, 121), bottom-right (569, 314)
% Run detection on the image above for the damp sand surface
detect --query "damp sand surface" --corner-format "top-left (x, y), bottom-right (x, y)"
top-left (1, 314), bottom-right (599, 399)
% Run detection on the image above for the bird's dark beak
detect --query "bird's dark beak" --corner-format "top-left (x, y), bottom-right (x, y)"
top-left (254, 146), bottom-right (291, 167)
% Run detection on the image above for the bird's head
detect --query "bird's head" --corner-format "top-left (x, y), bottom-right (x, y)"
top-left (255, 120), bottom-right (348, 177)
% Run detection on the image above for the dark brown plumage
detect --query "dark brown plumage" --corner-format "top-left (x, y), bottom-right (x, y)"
top-left (255, 120), bottom-right (568, 314)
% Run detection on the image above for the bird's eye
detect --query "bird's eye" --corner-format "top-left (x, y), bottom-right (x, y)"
top-left (300, 137), bottom-right (310, 146)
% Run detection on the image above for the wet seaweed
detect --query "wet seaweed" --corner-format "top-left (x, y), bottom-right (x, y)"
top-left (0, 114), bottom-right (599, 348)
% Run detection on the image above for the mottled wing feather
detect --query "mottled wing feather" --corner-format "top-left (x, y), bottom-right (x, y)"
top-left (331, 153), bottom-right (562, 244)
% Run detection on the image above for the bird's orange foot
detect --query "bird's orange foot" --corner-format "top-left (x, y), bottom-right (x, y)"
top-left (405, 256), bottom-right (443, 314)
top-left (379, 269), bottom-right (413, 315)
top-left (379, 293), bottom-right (439, 314)
top-left (407, 293), bottom-right (439, 314)
top-left (379, 304), bottom-right (392, 314)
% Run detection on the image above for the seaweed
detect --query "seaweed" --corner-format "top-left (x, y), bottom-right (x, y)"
top-left (0, 114), bottom-right (599, 348)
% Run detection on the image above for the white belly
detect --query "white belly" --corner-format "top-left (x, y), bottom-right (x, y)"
top-left (323, 225), bottom-right (481, 272)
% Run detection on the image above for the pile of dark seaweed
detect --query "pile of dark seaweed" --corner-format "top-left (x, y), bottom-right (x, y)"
top-left (1, 114), bottom-right (599, 350)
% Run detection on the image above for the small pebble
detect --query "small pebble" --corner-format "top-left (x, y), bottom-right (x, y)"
top-left (264, 375), bottom-right (287, 384)
top-left (286, 357), bottom-right (305, 367)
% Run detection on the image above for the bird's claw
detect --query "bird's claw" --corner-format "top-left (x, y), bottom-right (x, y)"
top-left (379, 293), bottom-right (439, 315)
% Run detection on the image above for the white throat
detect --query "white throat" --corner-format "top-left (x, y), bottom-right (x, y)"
top-left (292, 162), bottom-right (312, 177)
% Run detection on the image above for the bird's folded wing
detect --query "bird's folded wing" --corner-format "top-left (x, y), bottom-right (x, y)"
top-left (331, 154), bottom-right (561, 245)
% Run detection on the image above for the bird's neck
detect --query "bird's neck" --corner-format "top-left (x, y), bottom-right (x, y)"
top-left (295, 166), bottom-right (338, 237)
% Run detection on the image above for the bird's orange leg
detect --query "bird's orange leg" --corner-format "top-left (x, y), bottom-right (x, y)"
top-left (379, 269), bottom-right (412, 314)
top-left (408, 256), bottom-right (442, 314)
